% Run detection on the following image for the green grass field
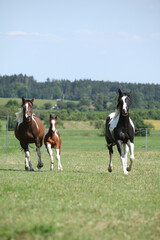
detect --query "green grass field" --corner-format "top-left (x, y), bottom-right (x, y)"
top-left (0, 129), bottom-right (160, 240)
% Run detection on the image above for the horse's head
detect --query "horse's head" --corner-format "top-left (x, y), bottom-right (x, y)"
top-left (50, 115), bottom-right (58, 133)
top-left (117, 89), bottom-right (131, 117)
top-left (22, 97), bottom-right (34, 122)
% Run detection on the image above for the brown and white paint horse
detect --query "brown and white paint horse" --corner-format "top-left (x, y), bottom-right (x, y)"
top-left (15, 98), bottom-right (45, 171)
top-left (44, 115), bottom-right (62, 171)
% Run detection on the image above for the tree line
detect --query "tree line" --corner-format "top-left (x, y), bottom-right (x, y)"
top-left (0, 74), bottom-right (160, 110)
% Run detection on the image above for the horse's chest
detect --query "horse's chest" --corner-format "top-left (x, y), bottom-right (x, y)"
top-left (115, 127), bottom-right (130, 142)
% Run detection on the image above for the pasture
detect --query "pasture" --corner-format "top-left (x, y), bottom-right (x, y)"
top-left (0, 128), bottom-right (160, 239)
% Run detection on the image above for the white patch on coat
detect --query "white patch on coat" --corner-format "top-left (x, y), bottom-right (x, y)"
top-left (109, 112), bottom-right (120, 140)
top-left (55, 130), bottom-right (59, 140)
top-left (32, 115), bottom-right (39, 130)
top-left (129, 118), bottom-right (135, 132)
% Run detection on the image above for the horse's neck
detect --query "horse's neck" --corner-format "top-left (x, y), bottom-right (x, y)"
top-left (119, 113), bottom-right (130, 127)
top-left (49, 126), bottom-right (56, 134)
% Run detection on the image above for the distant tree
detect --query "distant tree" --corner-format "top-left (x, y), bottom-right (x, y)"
top-left (43, 103), bottom-right (52, 110)
top-left (5, 100), bottom-right (19, 108)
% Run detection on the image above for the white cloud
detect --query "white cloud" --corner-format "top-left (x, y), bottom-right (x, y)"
top-left (132, 34), bottom-right (143, 41)
top-left (6, 31), bottom-right (27, 36)
top-left (3, 31), bottom-right (64, 42)
top-left (118, 32), bottom-right (143, 41)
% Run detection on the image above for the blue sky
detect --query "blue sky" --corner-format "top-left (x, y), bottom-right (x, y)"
top-left (0, 0), bottom-right (160, 83)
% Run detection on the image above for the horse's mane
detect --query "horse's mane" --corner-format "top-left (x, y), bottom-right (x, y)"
top-left (15, 108), bottom-right (23, 124)
top-left (113, 108), bottom-right (120, 119)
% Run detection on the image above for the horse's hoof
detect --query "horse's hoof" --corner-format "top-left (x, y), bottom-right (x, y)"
top-left (30, 168), bottom-right (34, 171)
top-left (124, 171), bottom-right (128, 175)
top-left (108, 168), bottom-right (112, 173)
top-left (25, 166), bottom-right (29, 171)
top-left (37, 163), bottom-right (44, 169)
top-left (127, 167), bottom-right (131, 172)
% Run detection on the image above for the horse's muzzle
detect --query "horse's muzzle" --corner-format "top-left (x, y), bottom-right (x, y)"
top-left (26, 116), bottom-right (31, 121)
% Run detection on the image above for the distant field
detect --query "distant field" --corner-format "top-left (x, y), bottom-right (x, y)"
top-left (144, 119), bottom-right (160, 130)
top-left (0, 98), bottom-right (79, 109)
top-left (0, 97), bottom-right (57, 108)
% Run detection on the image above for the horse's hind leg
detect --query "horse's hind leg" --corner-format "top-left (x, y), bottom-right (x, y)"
top-left (108, 145), bottom-right (113, 172)
top-left (124, 144), bottom-right (129, 171)
top-left (56, 148), bottom-right (63, 171)
top-left (127, 141), bottom-right (134, 171)
top-left (36, 146), bottom-right (44, 169)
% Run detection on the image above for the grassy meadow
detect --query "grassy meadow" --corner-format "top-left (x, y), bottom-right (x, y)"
top-left (0, 125), bottom-right (160, 240)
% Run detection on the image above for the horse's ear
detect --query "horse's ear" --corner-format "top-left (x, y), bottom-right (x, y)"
top-left (55, 115), bottom-right (58, 120)
top-left (118, 89), bottom-right (122, 96)
top-left (50, 114), bottom-right (52, 120)
top-left (22, 97), bottom-right (25, 104)
top-left (31, 98), bottom-right (34, 103)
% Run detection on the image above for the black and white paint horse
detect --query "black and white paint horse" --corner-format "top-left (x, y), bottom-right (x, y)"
top-left (105, 89), bottom-right (135, 175)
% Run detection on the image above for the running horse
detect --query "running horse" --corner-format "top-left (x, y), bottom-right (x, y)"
top-left (105, 89), bottom-right (135, 175)
top-left (15, 98), bottom-right (45, 171)
top-left (44, 115), bottom-right (63, 171)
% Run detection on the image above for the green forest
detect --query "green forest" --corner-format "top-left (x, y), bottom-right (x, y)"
top-left (0, 74), bottom-right (160, 136)
top-left (0, 74), bottom-right (160, 110)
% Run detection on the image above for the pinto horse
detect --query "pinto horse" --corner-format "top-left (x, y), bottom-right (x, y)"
top-left (44, 115), bottom-right (63, 171)
top-left (105, 89), bottom-right (135, 175)
top-left (15, 98), bottom-right (45, 171)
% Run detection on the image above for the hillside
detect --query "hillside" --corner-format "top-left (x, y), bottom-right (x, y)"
top-left (0, 74), bottom-right (160, 110)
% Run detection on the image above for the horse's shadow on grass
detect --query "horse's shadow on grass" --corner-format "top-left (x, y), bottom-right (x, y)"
top-left (0, 168), bottom-right (48, 173)
top-left (0, 168), bottom-right (108, 175)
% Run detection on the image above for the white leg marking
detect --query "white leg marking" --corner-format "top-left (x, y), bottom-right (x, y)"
top-left (47, 144), bottom-right (54, 171)
top-left (56, 149), bottom-right (63, 170)
top-left (25, 151), bottom-right (34, 171)
top-left (25, 151), bottom-right (30, 169)
top-left (124, 144), bottom-right (129, 170)
top-left (120, 155), bottom-right (128, 175)
top-left (108, 152), bottom-right (113, 172)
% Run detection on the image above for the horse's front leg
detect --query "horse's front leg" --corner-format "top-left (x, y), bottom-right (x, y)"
top-left (117, 140), bottom-right (128, 175)
top-left (124, 144), bottom-right (129, 171)
top-left (47, 144), bottom-right (54, 171)
top-left (36, 146), bottom-right (44, 169)
top-left (25, 150), bottom-right (32, 171)
top-left (56, 148), bottom-right (63, 171)
top-left (127, 140), bottom-right (134, 171)
top-left (108, 145), bottom-right (113, 172)
top-left (21, 143), bottom-right (34, 171)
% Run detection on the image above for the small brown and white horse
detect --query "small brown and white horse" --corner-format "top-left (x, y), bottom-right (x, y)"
top-left (44, 115), bottom-right (63, 171)
top-left (15, 98), bottom-right (45, 171)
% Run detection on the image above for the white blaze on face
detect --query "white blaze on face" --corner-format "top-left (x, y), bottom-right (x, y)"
top-left (25, 103), bottom-right (29, 118)
top-left (122, 96), bottom-right (127, 113)
top-left (51, 120), bottom-right (56, 132)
